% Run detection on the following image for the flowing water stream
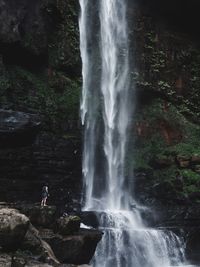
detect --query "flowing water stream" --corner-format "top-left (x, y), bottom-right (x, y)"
top-left (79, 0), bottom-right (196, 266)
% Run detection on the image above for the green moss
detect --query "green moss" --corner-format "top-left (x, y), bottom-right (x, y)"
top-left (184, 184), bottom-right (199, 194)
top-left (181, 169), bottom-right (200, 182)
top-left (70, 215), bottom-right (81, 222)
top-left (1, 66), bottom-right (81, 133)
top-left (133, 157), bottom-right (151, 170)
top-left (138, 26), bottom-right (200, 122)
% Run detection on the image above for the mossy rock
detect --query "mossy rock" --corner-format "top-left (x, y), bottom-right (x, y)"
top-left (18, 205), bottom-right (57, 228)
top-left (54, 215), bottom-right (81, 235)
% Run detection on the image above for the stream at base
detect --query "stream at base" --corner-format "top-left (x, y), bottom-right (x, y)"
top-left (90, 210), bottom-right (191, 267)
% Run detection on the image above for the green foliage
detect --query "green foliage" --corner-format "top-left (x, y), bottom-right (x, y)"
top-left (48, 0), bottom-right (80, 69)
top-left (2, 66), bottom-right (81, 133)
top-left (184, 184), bottom-right (199, 194)
top-left (178, 170), bottom-right (200, 196)
top-left (168, 119), bottom-right (200, 156)
top-left (0, 0), bottom-right (80, 134)
top-left (139, 28), bottom-right (200, 122)
top-left (181, 169), bottom-right (200, 183)
top-left (153, 166), bottom-right (177, 182)
top-left (131, 151), bottom-right (152, 170)
top-left (132, 99), bottom-right (200, 196)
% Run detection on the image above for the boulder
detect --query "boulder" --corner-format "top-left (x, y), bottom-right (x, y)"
top-left (40, 228), bottom-right (102, 264)
top-left (0, 109), bottom-right (41, 148)
top-left (54, 216), bottom-right (81, 235)
top-left (0, 253), bottom-right (12, 266)
top-left (17, 205), bottom-right (57, 228)
top-left (21, 224), bottom-right (60, 266)
top-left (0, 208), bottom-right (29, 250)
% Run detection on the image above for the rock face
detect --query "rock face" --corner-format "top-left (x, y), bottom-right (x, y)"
top-left (0, 0), bottom-right (81, 205)
top-left (0, 132), bottom-right (82, 207)
top-left (0, 109), bottom-right (41, 147)
top-left (185, 228), bottom-right (200, 264)
top-left (0, 208), bottom-right (29, 250)
top-left (0, 0), bottom-right (48, 53)
top-left (0, 0), bottom-right (199, 210)
top-left (1, 0), bottom-right (200, 265)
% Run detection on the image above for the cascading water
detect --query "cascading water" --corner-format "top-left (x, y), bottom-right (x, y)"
top-left (79, 0), bottom-right (194, 266)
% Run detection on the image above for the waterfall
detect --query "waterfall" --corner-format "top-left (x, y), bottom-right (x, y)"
top-left (79, 0), bottom-right (191, 266)
top-left (80, 0), bottom-right (132, 212)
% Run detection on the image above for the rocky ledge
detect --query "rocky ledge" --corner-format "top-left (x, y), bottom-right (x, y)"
top-left (0, 204), bottom-right (102, 266)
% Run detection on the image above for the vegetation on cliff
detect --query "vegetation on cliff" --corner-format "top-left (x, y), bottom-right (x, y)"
top-left (0, 0), bottom-right (81, 134)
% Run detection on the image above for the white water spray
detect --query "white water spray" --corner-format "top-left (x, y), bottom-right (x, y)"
top-left (79, 0), bottom-right (192, 266)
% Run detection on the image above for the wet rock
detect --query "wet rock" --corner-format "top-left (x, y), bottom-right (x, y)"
top-left (25, 263), bottom-right (91, 267)
top-left (79, 211), bottom-right (99, 228)
top-left (25, 262), bottom-right (53, 267)
top-left (0, 109), bottom-right (41, 148)
top-left (0, 208), bottom-right (29, 250)
top-left (40, 228), bottom-right (102, 264)
top-left (54, 216), bottom-right (81, 235)
top-left (153, 203), bottom-right (200, 228)
top-left (185, 227), bottom-right (200, 264)
top-left (152, 181), bottom-right (176, 200)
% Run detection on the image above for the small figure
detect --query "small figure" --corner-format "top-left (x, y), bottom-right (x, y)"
top-left (41, 183), bottom-right (49, 206)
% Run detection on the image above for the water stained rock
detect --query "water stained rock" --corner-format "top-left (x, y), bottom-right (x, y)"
top-left (0, 109), bottom-right (41, 148)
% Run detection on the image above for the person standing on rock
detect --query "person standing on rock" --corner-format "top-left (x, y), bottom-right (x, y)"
top-left (41, 183), bottom-right (49, 206)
